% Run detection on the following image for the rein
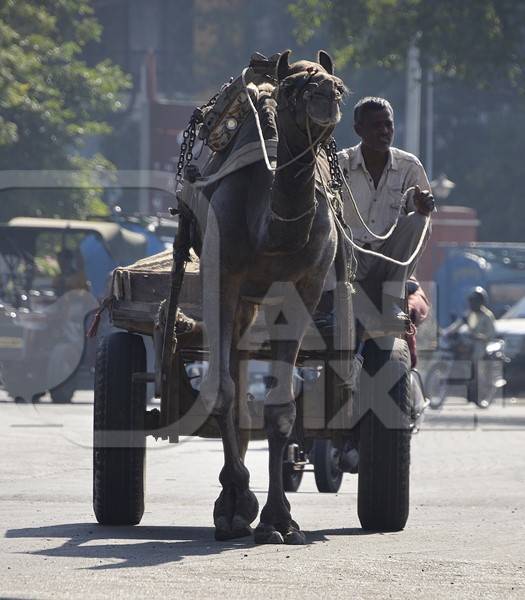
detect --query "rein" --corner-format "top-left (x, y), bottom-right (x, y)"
top-left (340, 165), bottom-right (398, 241)
top-left (241, 68), bottom-right (329, 175)
top-left (317, 165), bottom-right (432, 268)
top-left (243, 66), bottom-right (431, 264)
top-left (241, 67), bottom-right (331, 224)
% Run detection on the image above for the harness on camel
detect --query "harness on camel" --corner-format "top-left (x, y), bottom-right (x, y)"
top-left (86, 53), bottom-right (350, 347)
top-left (147, 53), bottom-right (353, 376)
top-left (170, 54), bottom-right (352, 279)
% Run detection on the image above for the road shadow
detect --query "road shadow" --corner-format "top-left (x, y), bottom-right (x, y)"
top-left (5, 522), bottom-right (374, 568)
top-left (305, 527), bottom-right (376, 541)
top-left (5, 523), bottom-right (254, 569)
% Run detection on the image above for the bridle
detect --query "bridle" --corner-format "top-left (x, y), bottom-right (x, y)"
top-left (277, 67), bottom-right (320, 113)
top-left (241, 67), bottom-right (337, 175)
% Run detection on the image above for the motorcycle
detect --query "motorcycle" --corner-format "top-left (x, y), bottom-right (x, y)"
top-left (425, 326), bottom-right (508, 410)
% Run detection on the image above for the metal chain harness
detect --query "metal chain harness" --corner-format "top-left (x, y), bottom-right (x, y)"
top-left (175, 90), bottom-right (222, 184)
top-left (324, 136), bottom-right (344, 191)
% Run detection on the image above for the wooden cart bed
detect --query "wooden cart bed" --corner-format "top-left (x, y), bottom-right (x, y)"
top-left (110, 249), bottom-right (202, 336)
top-left (110, 249), bottom-right (353, 362)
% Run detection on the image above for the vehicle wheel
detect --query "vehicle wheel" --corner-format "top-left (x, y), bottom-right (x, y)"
top-left (425, 361), bottom-right (449, 410)
top-left (474, 363), bottom-right (499, 409)
top-left (312, 439), bottom-right (343, 493)
top-left (283, 461), bottom-right (304, 492)
top-left (50, 377), bottom-right (76, 403)
top-left (357, 338), bottom-right (411, 531)
top-left (93, 332), bottom-right (147, 526)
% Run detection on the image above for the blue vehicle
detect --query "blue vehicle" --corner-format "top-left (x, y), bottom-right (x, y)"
top-left (0, 217), bottom-right (167, 402)
top-left (435, 243), bottom-right (525, 327)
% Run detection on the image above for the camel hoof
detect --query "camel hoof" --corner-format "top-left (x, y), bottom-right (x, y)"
top-left (284, 528), bottom-right (306, 545)
top-left (236, 489), bottom-right (259, 525)
top-left (254, 523), bottom-right (284, 545)
top-left (215, 516), bottom-right (254, 541)
top-left (231, 515), bottom-right (254, 539)
top-left (214, 516), bottom-right (233, 541)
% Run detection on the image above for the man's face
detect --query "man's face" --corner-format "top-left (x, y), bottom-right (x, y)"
top-left (469, 297), bottom-right (483, 312)
top-left (355, 107), bottom-right (394, 153)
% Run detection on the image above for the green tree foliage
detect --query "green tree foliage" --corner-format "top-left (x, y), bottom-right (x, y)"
top-left (0, 0), bottom-right (130, 220)
top-left (289, 0), bottom-right (525, 241)
top-left (289, 0), bottom-right (525, 91)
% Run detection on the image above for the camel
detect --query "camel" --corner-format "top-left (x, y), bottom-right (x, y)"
top-left (197, 50), bottom-right (346, 544)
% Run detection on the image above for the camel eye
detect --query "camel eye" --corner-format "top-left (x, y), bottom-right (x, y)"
top-left (304, 82), bottom-right (319, 96)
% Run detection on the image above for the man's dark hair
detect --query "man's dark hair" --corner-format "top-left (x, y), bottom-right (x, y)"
top-left (354, 96), bottom-right (393, 124)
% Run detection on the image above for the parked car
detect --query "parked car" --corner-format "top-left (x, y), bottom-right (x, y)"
top-left (496, 296), bottom-right (525, 394)
top-left (0, 217), bottom-right (160, 402)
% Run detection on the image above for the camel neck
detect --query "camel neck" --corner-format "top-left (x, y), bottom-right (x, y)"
top-left (260, 119), bottom-right (319, 255)
top-left (270, 122), bottom-right (317, 219)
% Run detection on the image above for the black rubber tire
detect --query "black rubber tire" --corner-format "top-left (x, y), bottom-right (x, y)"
top-left (312, 439), bottom-right (343, 493)
top-left (93, 332), bottom-right (147, 526)
top-left (50, 378), bottom-right (76, 403)
top-left (425, 361), bottom-right (449, 410)
top-left (282, 462), bottom-right (304, 492)
top-left (357, 338), bottom-right (411, 531)
top-left (473, 365), bottom-right (497, 409)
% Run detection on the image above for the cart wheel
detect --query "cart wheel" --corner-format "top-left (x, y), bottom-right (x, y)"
top-left (425, 361), bottom-right (449, 409)
top-left (283, 461), bottom-right (304, 492)
top-left (358, 338), bottom-right (411, 531)
top-left (312, 440), bottom-right (343, 493)
top-left (93, 332), bottom-right (147, 526)
top-left (50, 377), bottom-right (76, 403)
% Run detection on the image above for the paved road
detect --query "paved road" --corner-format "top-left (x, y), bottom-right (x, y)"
top-left (1, 390), bottom-right (524, 599)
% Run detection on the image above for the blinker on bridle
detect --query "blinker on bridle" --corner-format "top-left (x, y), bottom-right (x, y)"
top-left (279, 67), bottom-right (320, 111)
top-left (279, 67), bottom-right (343, 114)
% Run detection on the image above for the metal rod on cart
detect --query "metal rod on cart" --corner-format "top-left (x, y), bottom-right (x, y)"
top-left (160, 201), bottom-right (192, 412)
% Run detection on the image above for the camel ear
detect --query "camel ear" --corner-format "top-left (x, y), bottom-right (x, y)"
top-left (277, 50), bottom-right (292, 81)
top-left (317, 50), bottom-right (334, 74)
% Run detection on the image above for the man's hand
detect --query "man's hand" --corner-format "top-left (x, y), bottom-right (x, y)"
top-left (414, 185), bottom-right (435, 216)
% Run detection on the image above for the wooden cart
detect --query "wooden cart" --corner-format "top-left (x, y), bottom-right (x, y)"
top-left (93, 241), bottom-right (414, 532)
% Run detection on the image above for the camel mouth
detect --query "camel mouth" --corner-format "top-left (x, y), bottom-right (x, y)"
top-left (306, 106), bottom-right (342, 128)
top-left (308, 113), bottom-right (341, 127)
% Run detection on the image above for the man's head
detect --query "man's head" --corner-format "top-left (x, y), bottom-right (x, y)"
top-left (354, 96), bottom-right (394, 153)
top-left (468, 286), bottom-right (488, 312)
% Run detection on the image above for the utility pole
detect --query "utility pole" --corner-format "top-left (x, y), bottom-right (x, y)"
top-left (425, 67), bottom-right (434, 181)
top-left (405, 41), bottom-right (422, 156)
top-left (138, 58), bottom-right (151, 215)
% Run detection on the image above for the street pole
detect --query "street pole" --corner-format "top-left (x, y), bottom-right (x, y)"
top-left (139, 59), bottom-right (150, 215)
top-left (425, 67), bottom-right (434, 181)
top-left (405, 41), bottom-right (422, 156)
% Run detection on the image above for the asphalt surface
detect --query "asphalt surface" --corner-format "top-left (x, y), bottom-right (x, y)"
top-left (1, 389), bottom-right (524, 600)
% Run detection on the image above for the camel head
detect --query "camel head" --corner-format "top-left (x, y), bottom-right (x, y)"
top-left (275, 50), bottom-right (347, 136)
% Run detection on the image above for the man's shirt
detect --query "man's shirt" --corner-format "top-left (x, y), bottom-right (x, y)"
top-left (337, 144), bottom-right (431, 249)
top-left (467, 306), bottom-right (496, 341)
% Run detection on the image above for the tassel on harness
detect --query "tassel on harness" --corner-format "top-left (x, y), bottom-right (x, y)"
top-left (87, 295), bottom-right (113, 338)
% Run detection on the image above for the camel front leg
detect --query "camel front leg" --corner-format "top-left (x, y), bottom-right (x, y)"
top-left (200, 274), bottom-right (258, 541)
top-left (254, 290), bottom-right (317, 545)
top-left (229, 300), bottom-right (258, 462)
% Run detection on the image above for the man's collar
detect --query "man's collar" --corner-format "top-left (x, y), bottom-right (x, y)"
top-left (389, 148), bottom-right (399, 171)
top-left (349, 144), bottom-right (364, 170)
top-left (351, 143), bottom-right (399, 171)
